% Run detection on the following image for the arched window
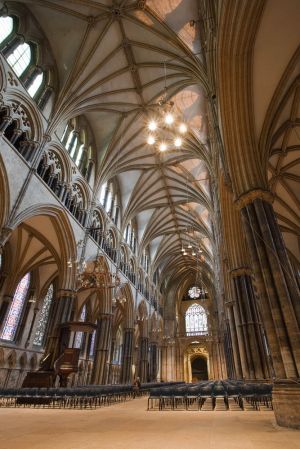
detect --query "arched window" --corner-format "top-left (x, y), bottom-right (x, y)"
top-left (99, 182), bottom-right (107, 206)
top-left (1, 273), bottom-right (31, 341)
top-left (112, 326), bottom-right (123, 364)
top-left (65, 130), bottom-right (74, 152)
top-left (75, 143), bottom-right (84, 166)
top-left (28, 72), bottom-right (44, 98)
top-left (0, 16), bottom-right (13, 44)
top-left (7, 42), bottom-right (31, 76)
top-left (185, 303), bottom-right (208, 336)
top-left (89, 328), bottom-right (96, 357)
top-left (74, 304), bottom-right (86, 349)
top-left (106, 188), bottom-right (113, 213)
top-left (33, 283), bottom-right (54, 346)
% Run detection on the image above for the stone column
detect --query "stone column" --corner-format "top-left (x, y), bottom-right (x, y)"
top-left (232, 269), bottom-right (270, 379)
top-left (120, 327), bottom-right (134, 384)
top-left (226, 303), bottom-right (243, 379)
top-left (107, 337), bottom-right (115, 384)
top-left (223, 320), bottom-right (236, 379)
top-left (239, 193), bottom-right (300, 378)
top-left (91, 313), bottom-right (112, 385)
top-left (0, 294), bottom-right (13, 331)
top-left (138, 336), bottom-right (149, 383)
top-left (149, 342), bottom-right (158, 382)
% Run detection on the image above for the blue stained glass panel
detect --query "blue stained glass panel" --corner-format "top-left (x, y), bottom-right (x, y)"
top-left (1, 273), bottom-right (30, 341)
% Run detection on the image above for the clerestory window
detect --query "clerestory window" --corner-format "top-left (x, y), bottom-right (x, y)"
top-left (0, 16), bottom-right (13, 44)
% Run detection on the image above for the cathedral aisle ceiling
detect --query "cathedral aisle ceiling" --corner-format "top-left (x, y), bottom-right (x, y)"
top-left (20, 0), bottom-right (214, 291)
top-left (253, 0), bottom-right (300, 265)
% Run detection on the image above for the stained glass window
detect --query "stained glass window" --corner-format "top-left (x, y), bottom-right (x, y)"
top-left (7, 43), bottom-right (31, 76)
top-left (0, 17), bottom-right (13, 44)
top-left (1, 273), bottom-right (30, 341)
top-left (33, 284), bottom-right (54, 346)
top-left (185, 303), bottom-right (208, 336)
top-left (74, 304), bottom-right (86, 349)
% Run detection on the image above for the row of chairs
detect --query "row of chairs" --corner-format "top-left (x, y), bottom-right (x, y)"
top-left (0, 382), bottom-right (184, 409)
top-left (147, 380), bottom-right (273, 411)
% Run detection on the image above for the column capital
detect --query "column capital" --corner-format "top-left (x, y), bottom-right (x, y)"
top-left (56, 289), bottom-right (76, 299)
top-left (235, 189), bottom-right (274, 209)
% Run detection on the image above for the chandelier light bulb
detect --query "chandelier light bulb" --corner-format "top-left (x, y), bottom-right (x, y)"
top-left (183, 251), bottom-right (187, 256)
top-left (179, 123), bottom-right (187, 134)
top-left (148, 120), bottom-right (157, 131)
top-left (147, 135), bottom-right (155, 145)
top-left (174, 137), bottom-right (182, 147)
top-left (159, 142), bottom-right (167, 152)
top-left (165, 113), bottom-right (174, 125)
top-left (188, 243), bottom-right (192, 249)
top-left (181, 247), bottom-right (185, 252)
top-left (192, 251), bottom-right (196, 256)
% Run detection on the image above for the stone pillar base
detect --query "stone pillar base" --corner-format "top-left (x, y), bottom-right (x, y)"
top-left (273, 380), bottom-right (300, 429)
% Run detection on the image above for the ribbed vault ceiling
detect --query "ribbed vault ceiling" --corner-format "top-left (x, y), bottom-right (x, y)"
top-left (21, 0), bottom-right (214, 291)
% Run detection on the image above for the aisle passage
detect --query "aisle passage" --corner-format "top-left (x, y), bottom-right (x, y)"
top-left (0, 397), bottom-right (299, 449)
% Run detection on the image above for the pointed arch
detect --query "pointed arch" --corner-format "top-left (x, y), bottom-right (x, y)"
top-left (0, 152), bottom-right (10, 228)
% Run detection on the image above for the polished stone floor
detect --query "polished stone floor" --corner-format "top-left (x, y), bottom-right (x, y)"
top-left (0, 397), bottom-right (299, 449)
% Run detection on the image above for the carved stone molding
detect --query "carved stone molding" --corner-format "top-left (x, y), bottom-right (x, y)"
top-left (186, 346), bottom-right (208, 357)
top-left (56, 289), bottom-right (76, 299)
top-left (0, 227), bottom-right (13, 248)
top-left (235, 189), bottom-right (274, 209)
top-left (230, 267), bottom-right (251, 278)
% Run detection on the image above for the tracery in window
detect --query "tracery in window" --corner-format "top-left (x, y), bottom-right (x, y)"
top-left (185, 303), bottom-right (208, 336)
top-left (33, 283), bottom-right (54, 346)
top-left (60, 119), bottom-right (94, 175)
top-left (0, 16), bottom-right (13, 44)
top-left (74, 304), bottom-right (86, 349)
top-left (28, 72), bottom-right (44, 98)
top-left (7, 42), bottom-right (31, 77)
top-left (1, 273), bottom-right (31, 341)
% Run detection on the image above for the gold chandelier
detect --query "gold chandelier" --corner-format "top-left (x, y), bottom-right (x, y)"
top-left (146, 61), bottom-right (187, 152)
top-left (146, 98), bottom-right (188, 152)
top-left (77, 257), bottom-right (121, 291)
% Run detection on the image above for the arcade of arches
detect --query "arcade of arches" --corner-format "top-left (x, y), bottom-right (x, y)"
top-left (0, 0), bottom-right (299, 443)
